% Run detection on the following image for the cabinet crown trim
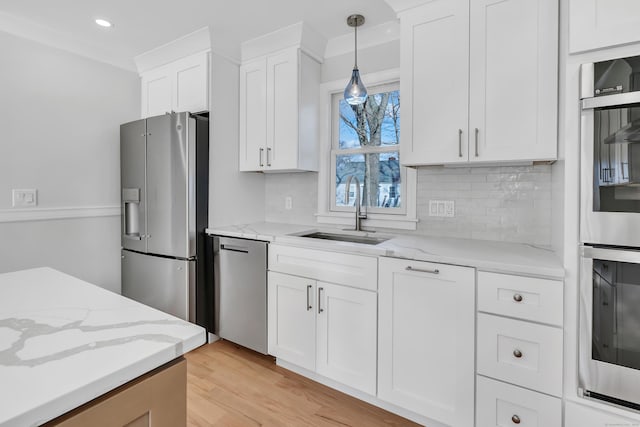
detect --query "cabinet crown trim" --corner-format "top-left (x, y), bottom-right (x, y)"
top-left (241, 21), bottom-right (326, 63)
top-left (135, 26), bottom-right (211, 74)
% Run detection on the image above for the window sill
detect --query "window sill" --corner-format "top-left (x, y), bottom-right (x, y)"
top-left (315, 212), bottom-right (418, 231)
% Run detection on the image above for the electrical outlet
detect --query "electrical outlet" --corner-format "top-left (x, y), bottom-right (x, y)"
top-left (12, 189), bottom-right (37, 207)
top-left (429, 200), bottom-right (438, 216)
top-left (445, 200), bottom-right (455, 217)
top-left (285, 196), bottom-right (292, 210)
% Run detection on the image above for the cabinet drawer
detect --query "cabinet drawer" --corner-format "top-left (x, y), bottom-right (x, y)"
top-left (477, 313), bottom-right (563, 396)
top-left (478, 271), bottom-right (563, 326)
top-left (476, 376), bottom-right (562, 427)
top-left (268, 244), bottom-right (378, 291)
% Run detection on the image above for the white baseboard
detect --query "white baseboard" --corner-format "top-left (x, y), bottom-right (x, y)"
top-left (0, 205), bottom-right (120, 223)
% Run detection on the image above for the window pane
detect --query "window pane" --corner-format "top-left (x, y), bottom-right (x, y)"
top-left (335, 152), bottom-right (401, 209)
top-left (366, 151), bottom-right (402, 208)
top-left (338, 90), bottom-right (400, 149)
top-left (335, 154), bottom-right (365, 207)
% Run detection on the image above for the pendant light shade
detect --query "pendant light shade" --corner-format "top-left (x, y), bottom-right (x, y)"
top-left (344, 14), bottom-right (367, 105)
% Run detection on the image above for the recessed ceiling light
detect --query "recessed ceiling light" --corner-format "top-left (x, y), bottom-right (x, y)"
top-left (95, 19), bottom-right (112, 28)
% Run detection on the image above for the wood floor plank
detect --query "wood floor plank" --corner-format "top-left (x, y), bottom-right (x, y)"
top-left (185, 340), bottom-right (420, 427)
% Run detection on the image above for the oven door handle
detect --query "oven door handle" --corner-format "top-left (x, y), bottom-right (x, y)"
top-left (582, 246), bottom-right (640, 263)
top-left (582, 91), bottom-right (640, 110)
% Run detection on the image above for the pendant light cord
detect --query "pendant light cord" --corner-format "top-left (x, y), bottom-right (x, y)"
top-left (354, 24), bottom-right (358, 69)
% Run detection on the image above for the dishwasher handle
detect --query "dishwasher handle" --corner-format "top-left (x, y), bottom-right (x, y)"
top-left (220, 244), bottom-right (249, 254)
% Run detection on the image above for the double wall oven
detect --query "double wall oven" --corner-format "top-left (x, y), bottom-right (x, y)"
top-left (579, 55), bottom-right (640, 410)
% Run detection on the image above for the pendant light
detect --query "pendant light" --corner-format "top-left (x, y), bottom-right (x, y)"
top-left (344, 14), bottom-right (367, 105)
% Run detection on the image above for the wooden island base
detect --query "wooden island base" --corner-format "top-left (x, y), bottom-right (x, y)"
top-left (45, 357), bottom-right (186, 427)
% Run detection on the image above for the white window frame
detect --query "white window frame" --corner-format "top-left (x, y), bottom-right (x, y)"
top-left (316, 68), bottom-right (417, 230)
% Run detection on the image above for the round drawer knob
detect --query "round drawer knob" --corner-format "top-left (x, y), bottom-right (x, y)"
top-left (512, 415), bottom-right (521, 424)
top-left (513, 349), bottom-right (523, 358)
top-left (513, 294), bottom-right (523, 302)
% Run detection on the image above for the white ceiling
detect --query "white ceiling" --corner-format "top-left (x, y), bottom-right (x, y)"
top-left (0, 0), bottom-right (396, 70)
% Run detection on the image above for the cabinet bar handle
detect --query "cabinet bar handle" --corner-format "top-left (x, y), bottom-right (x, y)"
top-left (405, 266), bottom-right (440, 274)
top-left (513, 294), bottom-right (523, 302)
top-left (267, 147), bottom-right (272, 166)
top-left (511, 415), bottom-right (521, 424)
top-left (474, 128), bottom-right (479, 157)
top-left (306, 285), bottom-right (312, 311)
top-left (318, 287), bottom-right (324, 313)
top-left (458, 129), bottom-right (463, 157)
top-left (259, 148), bottom-right (264, 167)
top-left (513, 349), bottom-right (523, 358)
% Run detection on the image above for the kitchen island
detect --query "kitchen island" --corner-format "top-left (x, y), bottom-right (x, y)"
top-left (0, 267), bottom-right (206, 427)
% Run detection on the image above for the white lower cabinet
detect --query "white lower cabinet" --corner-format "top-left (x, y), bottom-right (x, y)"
top-left (316, 282), bottom-right (377, 395)
top-left (378, 257), bottom-right (475, 427)
top-left (477, 376), bottom-right (562, 427)
top-left (267, 267), bottom-right (377, 395)
top-left (267, 271), bottom-right (316, 371)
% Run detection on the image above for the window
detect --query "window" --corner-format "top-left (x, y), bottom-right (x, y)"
top-left (331, 82), bottom-right (405, 214)
top-left (317, 69), bottom-right (416, 230)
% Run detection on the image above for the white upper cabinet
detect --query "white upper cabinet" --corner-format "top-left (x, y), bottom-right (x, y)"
top-left (141, 51), bottom-right (209, 118)
top-left (570, 0), bottom-right (640, 54)
top-left (398, 0), bottom-right (558, 166)
top-left (239, 23), bottom-right (325, 173)
top-left (400, 0), bottom-right (469, 165)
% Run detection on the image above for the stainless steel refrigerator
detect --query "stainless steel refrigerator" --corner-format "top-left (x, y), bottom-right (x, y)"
top-left (120, 112), bottom-right (210, 328)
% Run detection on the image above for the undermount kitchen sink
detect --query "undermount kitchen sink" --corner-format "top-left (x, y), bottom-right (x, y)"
top-left (299, 232), bottom-right (389, 245)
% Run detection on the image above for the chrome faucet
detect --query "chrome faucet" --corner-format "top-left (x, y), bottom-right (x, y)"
top-left (344, 175), bottom-right (367, 231)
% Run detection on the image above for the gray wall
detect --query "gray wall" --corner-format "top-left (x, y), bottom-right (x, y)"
top-left (208, 53), bottom-right (265, 227)
top-left (0, 31), bottom-right (140, 292)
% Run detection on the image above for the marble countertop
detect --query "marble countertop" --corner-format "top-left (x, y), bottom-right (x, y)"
top-left (207, 222), bottom-right (564, 278)
top-left (0, 268), bottom-right (206, 427)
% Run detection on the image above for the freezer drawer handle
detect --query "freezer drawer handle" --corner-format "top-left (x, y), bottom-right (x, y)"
top-left (123, 235), bottom-right (143, 241)
top-left (220, 244), bottom-right (249, 254)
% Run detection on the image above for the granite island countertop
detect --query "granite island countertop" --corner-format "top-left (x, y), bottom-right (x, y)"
top-left (0, 267), bottom-right (206, 427)
top-left (207, 222), bottom-right (564, 278)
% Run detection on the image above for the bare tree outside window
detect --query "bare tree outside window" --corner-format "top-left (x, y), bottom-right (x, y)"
top-left (333, 87), bottom-right (401, 211)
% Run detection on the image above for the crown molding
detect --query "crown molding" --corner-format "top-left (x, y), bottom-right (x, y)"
top-left (383, 0), bottom-right (433, 14)
top-left (134, 26), bottom-right (211, 74)
top-left (241, 21), bottom-right (327, 63)
top-left (0, 11), bottom-right (137, 72)
top-left (324, 19), bottom-right (399, 59)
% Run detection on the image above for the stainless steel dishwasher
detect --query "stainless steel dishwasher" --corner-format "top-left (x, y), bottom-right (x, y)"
top-left (213, 236), bottom-right (268, 354)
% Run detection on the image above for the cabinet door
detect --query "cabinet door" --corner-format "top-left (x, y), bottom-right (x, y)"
top-left (378, 257), bottom-right (475, 427)
top-left (469, 0), bottom-right (557, 162)
top-left (141, 66), bottom-right (172, 118)
top-left (316, 282), bottom-right (377, 395)
top-left (239, 58), bottom-right (267, 171)
top-left (174, 52), bottom-right (209, 114)
top-left (267, 272), bottom-right (316, 371)
top-left (400, 0), bottom-right (469, 166)
top-left (266, 48), bottom-right (299, 170)
top-left (569, 0), bottom-right (640, 53)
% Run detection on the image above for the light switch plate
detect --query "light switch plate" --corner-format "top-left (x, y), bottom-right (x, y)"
top-left (285, 196), bottom-right (292, 210)
top-left (12, 189), bottom-right (37, 207)
top-left (445, 200), bottom-right (455, 217)
top-left (429, 200), bottom-right (438, 216)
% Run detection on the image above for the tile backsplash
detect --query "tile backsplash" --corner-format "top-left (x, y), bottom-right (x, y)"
top-left (416, 165), bottom-right (552, 245)
top-left (264, 164), bottom-right (553, 246)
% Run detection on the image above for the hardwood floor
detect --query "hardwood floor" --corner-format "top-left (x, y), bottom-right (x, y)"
top-left (185, 340), bottom-right (420, 427)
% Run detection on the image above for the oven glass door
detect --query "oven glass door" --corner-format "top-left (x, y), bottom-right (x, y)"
top-left (581, 98), bottom-right (640, 246)
top-left (593, 104), bottom-right (640, 213)
top-left (580, 246), bottom-right (640, 407)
